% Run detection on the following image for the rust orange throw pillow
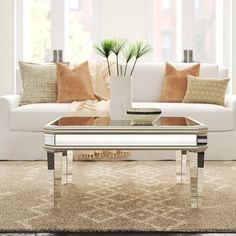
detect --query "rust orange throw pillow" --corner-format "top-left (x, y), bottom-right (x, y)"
top-left (56, 61), bottom-right (97, 103)
top-left (160, 63), bottom-right (200, 102)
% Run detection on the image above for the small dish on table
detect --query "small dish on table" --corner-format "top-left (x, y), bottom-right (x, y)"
top-left (127, 108), bottom-right (162, 125)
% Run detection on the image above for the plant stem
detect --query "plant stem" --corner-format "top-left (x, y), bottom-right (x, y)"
top-left (130, 59), bottom-right (137, 76)
top-left (124, 63), bottom-right (128, 76)
top-left (116, 55), bottom-right (119, 76)
top-left (107, 58), bottom-right (111, 76)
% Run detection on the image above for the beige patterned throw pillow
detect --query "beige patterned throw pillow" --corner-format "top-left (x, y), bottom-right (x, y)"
top-left (183, 75), bottom-right (229, 106)
top-left (19, 62), bottom-right (58, 105)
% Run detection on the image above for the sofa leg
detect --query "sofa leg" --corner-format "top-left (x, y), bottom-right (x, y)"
top-left (176, 150), bottom-right (187, 184)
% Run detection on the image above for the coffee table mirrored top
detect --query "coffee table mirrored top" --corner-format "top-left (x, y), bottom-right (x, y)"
top-left (44, 116), bottom-right (208, 209)
top-left (45, 117), bottom-right (207, 150)
top-left (47, 116), bottom-right (204, 128)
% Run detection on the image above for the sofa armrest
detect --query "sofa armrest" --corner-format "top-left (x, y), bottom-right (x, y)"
top-left (225, 95), bottom-right (236, 109)
top-left (0, 95), bottom-right (21, 131)
top-left (225, 95), bottom-right (236, 129)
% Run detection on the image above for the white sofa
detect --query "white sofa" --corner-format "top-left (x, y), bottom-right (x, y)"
top-left (0, 63), bottom-right (236, 161)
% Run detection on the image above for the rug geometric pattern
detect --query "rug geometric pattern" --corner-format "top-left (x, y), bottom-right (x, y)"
top-left (0, 160), bottom-right (236, 232)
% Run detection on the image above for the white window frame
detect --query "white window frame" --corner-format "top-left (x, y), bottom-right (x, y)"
top-left (51, 0), bottom-right (68, 58)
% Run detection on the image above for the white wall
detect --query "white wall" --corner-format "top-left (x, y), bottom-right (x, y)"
top-left (0, 0), bottom-right (15, 96)
top-left (232, 0), bottom-right (236, 94)
top-left (99, 0), bottom-right (147, 42)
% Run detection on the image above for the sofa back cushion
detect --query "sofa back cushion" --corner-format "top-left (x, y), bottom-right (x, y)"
top-left (129, 63), bottom-right (221, 102)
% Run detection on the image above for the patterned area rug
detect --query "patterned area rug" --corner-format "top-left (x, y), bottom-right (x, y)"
top-left (0, 160), bottom-right (236, 232)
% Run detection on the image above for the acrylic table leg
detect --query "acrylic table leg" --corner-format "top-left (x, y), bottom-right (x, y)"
top-left (62, 150), bottom-right (68, 184)
top-left (190, 151), bottom-right (204, 208)
top-left (47, 151), bottom-right (63, 208)
top-left (67, 150), bottom-right (73, 183)
top-left (176, 150), bottom-right (187, 184)
top-left (47, 152), bottom-right (55, 207)
top-left (54, 152), bottom-right (62, 181)
top-left (54, 152), bottom-right (62, 208)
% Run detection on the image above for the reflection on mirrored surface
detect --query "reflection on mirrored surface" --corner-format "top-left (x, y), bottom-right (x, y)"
top-left (158, 117), bottom-right (187, 126)
top-left (57, 117), bottom-right (110, 126)
top-left (53, 117), bottom-right (200, 127)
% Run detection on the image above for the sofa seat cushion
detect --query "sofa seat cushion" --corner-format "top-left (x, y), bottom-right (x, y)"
top-left (11, 103), bottom-right (72, 132)
top-left (133, 102), bottom-right (233, 132)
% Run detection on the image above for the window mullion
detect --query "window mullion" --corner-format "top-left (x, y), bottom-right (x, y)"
top-left (181, 0), bottom-right (194, 56)
top-left (22, 0), bottom-right (30, 60)
top-left (51, 0), bottom-right (68, 59)
top-left (146, 0), bottom-right (154, 62)
top-left (223, 0), bottom-right (231, 68)
top-left (176, 0), bottom-right (182, 61)
top-left (216, 0), bottom-right (223, 66)
top-left (15, 0), bottom-right (24, 62)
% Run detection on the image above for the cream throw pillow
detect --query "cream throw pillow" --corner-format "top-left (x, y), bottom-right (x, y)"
top-left (95, 61), bottom-right (116, 100)
top-left (183, 75), bottom-right (229, 106)
top-left (19, 62), bottom-right (58, 105)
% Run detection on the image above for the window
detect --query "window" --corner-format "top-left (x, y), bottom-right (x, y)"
top-left (25, 0), bottom-right (52, 62)
top-left (67, 0), bottom-right (93, 63)
top-left (153, 0), bottom-right (177, 62)
top-left (151, 0), bottom-right (229, 66)
top-left (161, 32), bottom-right (173, 59)
top-left (69, 0), bottom-right (80, 10)
top-left (18, 0), bottom-right (94, 63)
top-left (16, 0), bottom-right (231, 67)
top-left (161, 0), bottom-right (172, 10)
top-left (192, 0), bottom-right (216, 63)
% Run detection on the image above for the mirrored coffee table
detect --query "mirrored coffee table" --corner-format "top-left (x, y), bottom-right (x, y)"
top-left (44, 116), bottom-right (208, 208)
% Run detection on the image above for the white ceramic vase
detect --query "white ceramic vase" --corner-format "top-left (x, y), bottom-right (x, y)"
top-left (109, 76), bottom-right (132, 120)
